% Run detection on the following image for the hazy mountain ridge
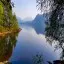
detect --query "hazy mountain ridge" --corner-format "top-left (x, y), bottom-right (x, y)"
top-left (17, 13), bottom-right (49, 34)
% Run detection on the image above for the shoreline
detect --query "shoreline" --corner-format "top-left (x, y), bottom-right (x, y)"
top-left (0, 28), bottom-right (22, 36)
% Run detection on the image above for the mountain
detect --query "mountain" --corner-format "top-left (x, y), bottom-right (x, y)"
top-left (32, 14), bottom-right (47, 34)
top-left (23, 17), bottom-right (33, 21)
top-left (18, 13), bottom-right (48, 34)
top-left (17, 17), bottom-right (32, 26)
top-left (17, 17), bottom-right (23, 23)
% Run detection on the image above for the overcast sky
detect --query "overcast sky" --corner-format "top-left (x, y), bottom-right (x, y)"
top-left (12, 0), bottom-right (40, 20)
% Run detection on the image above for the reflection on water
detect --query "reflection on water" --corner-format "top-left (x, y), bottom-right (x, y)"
top-left (33, 54), bottom-right (43, 64)
top-left (0, 26), bottom-right (62, 64)
top-left (9, 26), bottom-right (60, 64)
top-left (0, 32), bottom-right (18, 63)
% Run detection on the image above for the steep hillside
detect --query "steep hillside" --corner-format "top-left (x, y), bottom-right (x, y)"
top-left (32, 14), bottom-right (47, 34)
top-left (0, 0), bottom-right (19, 32)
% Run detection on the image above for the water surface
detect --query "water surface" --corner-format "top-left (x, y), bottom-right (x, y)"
top-left (0, 26), bottom-right (60, 64)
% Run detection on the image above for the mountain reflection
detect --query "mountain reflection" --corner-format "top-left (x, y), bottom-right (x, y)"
top-left (0, 32), bottom-right (18, 63)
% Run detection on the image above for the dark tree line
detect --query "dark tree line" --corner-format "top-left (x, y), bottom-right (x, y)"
top-left (36, 0), bottom-right (64, 61)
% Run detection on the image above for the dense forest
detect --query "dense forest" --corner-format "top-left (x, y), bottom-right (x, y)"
top-left (36, 0), bottom-right (64, 63)
top-left (0, 0), bottom-right (19, 32)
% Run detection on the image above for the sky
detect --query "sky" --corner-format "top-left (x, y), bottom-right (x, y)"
top-left (12, 0), bottom-right (40, 20)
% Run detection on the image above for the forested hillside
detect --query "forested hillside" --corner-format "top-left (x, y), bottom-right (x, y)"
top-left (0, 0), bottom-right (19, 32)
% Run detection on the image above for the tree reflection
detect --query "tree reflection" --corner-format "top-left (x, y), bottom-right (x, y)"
top-left (33, 54), bottom-right (43, 64)
top-left (0, 32), bottom-right (18, 63)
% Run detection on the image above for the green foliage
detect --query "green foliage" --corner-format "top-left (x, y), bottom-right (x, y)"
top-left (0, 0), bottom-right (19, 32)
top-left (0, 1), bottom-right (3, 14)
top-left (11, 14), bottom-right (19, 30)
top-left (0, 1), bottom-right (4, 26)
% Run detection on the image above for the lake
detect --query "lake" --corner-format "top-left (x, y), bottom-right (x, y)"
top-left (0, 25), bottom-right (60, 64)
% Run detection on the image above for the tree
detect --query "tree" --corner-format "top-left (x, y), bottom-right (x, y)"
top-left (0, 0), bottom-right (18, 32)
top-left (36, 0), bottom-right (64, 60)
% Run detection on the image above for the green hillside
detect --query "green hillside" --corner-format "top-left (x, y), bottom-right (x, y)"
top-left (0, 0), bottom-right (19, 32)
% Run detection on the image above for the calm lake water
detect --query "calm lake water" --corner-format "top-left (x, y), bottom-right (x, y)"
top-left (0, 25), bottom-right (61, 64)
